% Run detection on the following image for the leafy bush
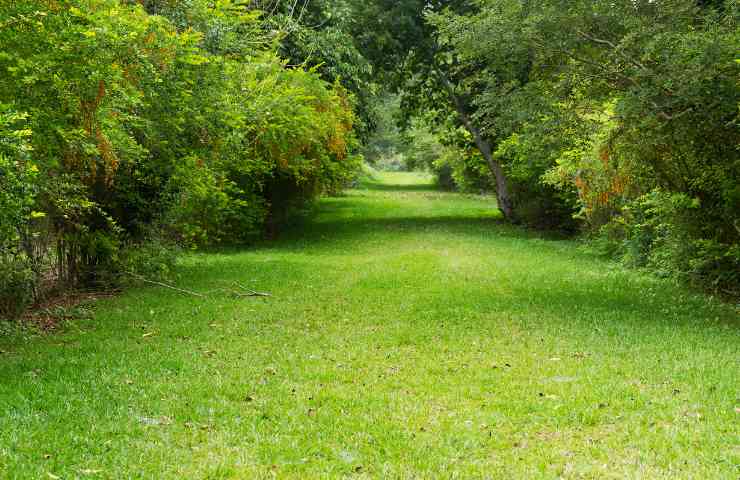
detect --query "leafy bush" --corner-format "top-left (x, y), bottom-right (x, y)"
top-left (600, 190), bottom-right (740, 294)
top-left (0, 109), bottom-right (36, 249)
top-left (0, 107), bottom-right (41, 318)
top-left (431, 148), bottom-right (492, 193)
top-left (0, 259), bottom-right (35, 320)
top-left (120, 236), bottom-right (180, 283)
top-left (432, 161), bottom-right (456, 190)
top-left (0, 0), bottom-right (362, 318)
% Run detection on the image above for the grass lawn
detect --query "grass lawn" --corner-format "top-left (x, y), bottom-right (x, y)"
top-left (1, 172), bottom-right (738, 479)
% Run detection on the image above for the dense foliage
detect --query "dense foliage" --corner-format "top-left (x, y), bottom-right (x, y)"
top-left (351, 0), bottom-right (739, 293)
top-left (430, 0), bottom-right (740, 291)
top-left (0, 0), bottom-right (360, 317)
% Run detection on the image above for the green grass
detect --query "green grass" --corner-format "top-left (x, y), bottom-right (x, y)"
top-left (1, 171), bottom-right (738, 479)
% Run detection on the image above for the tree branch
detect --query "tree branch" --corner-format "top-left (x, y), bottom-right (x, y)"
top-left (575, 29), bottom-right (648, 72)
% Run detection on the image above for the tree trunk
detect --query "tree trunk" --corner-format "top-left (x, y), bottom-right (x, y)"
top-left (458, 113), bottom-right (514, 220)
top-left (435, 69), bottom-right (515, 220)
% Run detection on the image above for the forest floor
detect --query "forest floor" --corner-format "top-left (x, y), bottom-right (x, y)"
top-left (1, 172), bottom-right (738, 479)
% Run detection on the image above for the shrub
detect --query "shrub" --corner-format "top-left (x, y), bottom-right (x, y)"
top-left (120, 236), bottom-right (180, 283)
top-left (433, 161), bottom-right (456, 190)
top-left (600, 190), bottom-right (740, 294)
top-left (0, 0), bottom-right (362, 320)
top-left (0, 259), bottom-right (35, 320)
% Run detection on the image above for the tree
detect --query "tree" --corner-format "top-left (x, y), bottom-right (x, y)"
top-left (433, 0), bottom-right (740, 288)
top-left (346, 0), bottom-right (517, 219)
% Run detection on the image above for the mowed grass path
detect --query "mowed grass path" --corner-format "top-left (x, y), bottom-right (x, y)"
top-left (1, 172), bottom-right (738, 479)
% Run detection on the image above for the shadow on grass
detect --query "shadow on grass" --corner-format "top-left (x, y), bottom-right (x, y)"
top-left (274, 213), bottom-right (513, 248)
top-left (358, 181), bottom-right (440, 193)
top-left (155, 190), bottom-right (740, 335)
top-left (203, 194), bottom-right (571, 258)
top-left (175, 243), bottom-right (740, 335)
top-left (282, 197), bottom-right (572, 241)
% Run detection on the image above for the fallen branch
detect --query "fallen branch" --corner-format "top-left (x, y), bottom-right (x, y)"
top-left (124, 273), bottom-right (271, 300)
top-left (232, 291), bottom-right (272, 298)
top-left (233, 282), bottom-right (272, 298)
top-left (126, 272), bottom-right (206, 298)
